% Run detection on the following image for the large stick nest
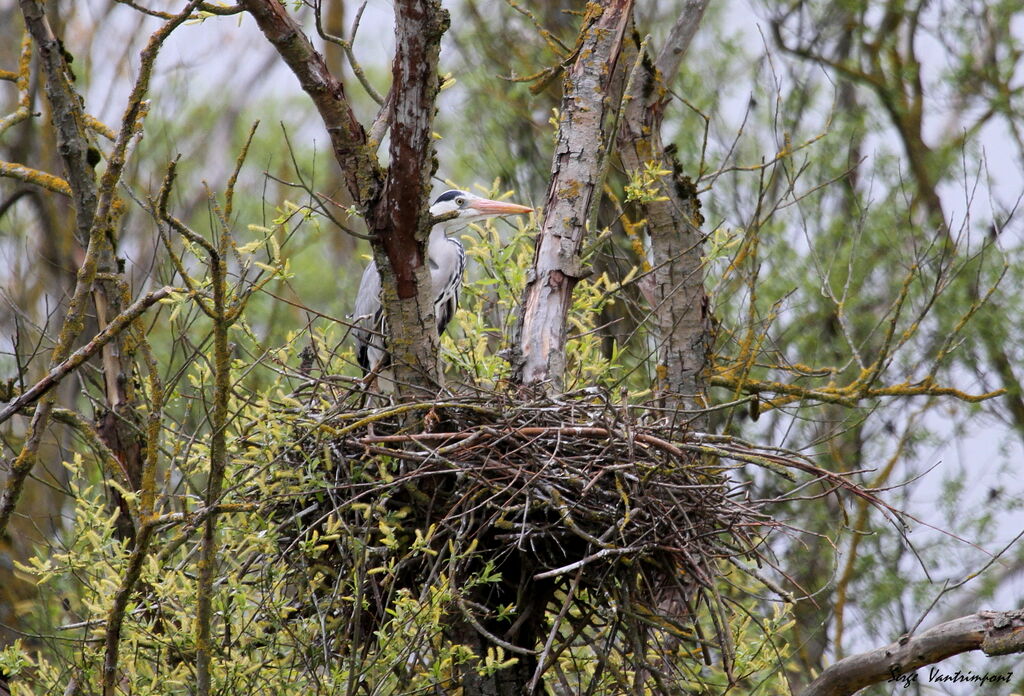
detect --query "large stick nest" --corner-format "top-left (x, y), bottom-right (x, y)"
top-left (267, 388), bottom-right (881, 662)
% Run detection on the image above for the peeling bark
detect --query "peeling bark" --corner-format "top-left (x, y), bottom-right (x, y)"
top-left (244, 0), bottom-right (448, 395)
top-left (367, 0), bottom-right (449, 392)
top-left (510, 0), bottom-right (634, 391)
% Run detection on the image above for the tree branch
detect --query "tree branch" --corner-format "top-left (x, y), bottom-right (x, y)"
top-left (0, 0), bottom-right (188, 538)
top-left (0, 160), bottom-right (72, 196)
top-left (800, 610), bottom-right (1024, 696)
top-left (653, 0), bottom-right (709, 82)
top-left (0, 287), bottom-right (175, 426)
top-left (511, 0), bottom-right (634, 390)
top-left (19, 0), bottom-right (97, 243)
top-left (0, 33), bottom-right (32, 139)
top-left (194, 193), bottom-right (234, 696)
top-left (241, 0), bottom-right (383, 209)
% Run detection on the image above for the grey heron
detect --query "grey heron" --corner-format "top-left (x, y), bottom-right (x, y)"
top-left (352, 189), bottom-right (532, 376)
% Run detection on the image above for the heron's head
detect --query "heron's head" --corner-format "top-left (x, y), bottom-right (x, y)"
top-left (430, 189), bottom-right (532, 233)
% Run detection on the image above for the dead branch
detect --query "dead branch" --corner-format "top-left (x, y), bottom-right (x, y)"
top-left (653, 0), bottom-right (709, 80)
top-left (800, 610), bottom-right (1024, 696)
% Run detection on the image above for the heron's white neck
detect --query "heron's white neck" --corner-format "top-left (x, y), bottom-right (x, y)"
top-left (429, 219), bottom-right (464, 247)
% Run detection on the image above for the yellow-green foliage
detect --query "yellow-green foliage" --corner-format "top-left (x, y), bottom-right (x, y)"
top-left (624, 161), bottom-right (672, 204)
top-left (6, 183), bottom-right (777, 695)
top-left (686, 600), bottom-right (794, 695)
top-left (543, 572), bottom-right (795, 696)
top-left (9, 359), bottom-right (514, 694)
top-left (445, 184), bottom-right (624, 390)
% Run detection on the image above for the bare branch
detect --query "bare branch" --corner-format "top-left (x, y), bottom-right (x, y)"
top-left (102, 522), bottom-right (155, 696)
top-left (19, 0), bottom-right (99, 242)
top-left (0, 287), bottom-right (175, 426)
top-left (0, 33), bottom-right (32, 138)
top-left (313, 0), bottom-right (384, 105)
top-left (0, 160), bottom-right (71, 196)
top-left (800, 611), bottom-right (1024, 696)
top-left (653, 0), bottom-right (710, 81)
top-left (241, 0), bottom-right (383, 209)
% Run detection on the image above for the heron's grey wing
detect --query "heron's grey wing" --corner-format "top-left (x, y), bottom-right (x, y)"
top-left (352, 259), bottom-right (383, 373)
top-left (431, 237), bottom-right (466, 336)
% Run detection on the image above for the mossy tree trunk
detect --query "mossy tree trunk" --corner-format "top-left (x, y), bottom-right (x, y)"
top-left (616, 2), bottom-right (712, 431)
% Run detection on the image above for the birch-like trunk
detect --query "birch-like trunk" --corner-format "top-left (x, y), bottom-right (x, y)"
top-left (510, 0), bottom-right (634, 391)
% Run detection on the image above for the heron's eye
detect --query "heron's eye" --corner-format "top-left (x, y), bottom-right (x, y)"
top-left (455, 197), bottom-right (466, 207)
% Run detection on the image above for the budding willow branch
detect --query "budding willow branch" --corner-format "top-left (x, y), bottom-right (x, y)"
top-left (0, 287), bottom-right (176, 426)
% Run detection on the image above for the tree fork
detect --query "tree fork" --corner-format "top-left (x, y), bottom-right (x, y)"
top-left (244, 0), bottom-right (450, 396)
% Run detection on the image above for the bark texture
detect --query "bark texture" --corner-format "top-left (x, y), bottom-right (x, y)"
top-left (243, 0), bottom-right (448, 394)
top-left (366, 0), bottom-right (449, 391)
top-left (510, 0), bottom-right (633, 390)
top-left (616, 3), bottom-right (711, 428)
top-left (0, 0), bottom-right (99, 539)
top-left (801, 610), bottom-right (1024, 696)
top-left (2, 0), bottom-right (185, 540)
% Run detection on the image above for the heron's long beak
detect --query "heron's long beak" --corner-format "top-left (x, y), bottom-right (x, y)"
top-left (470, 198), bottom-right (533, 216)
